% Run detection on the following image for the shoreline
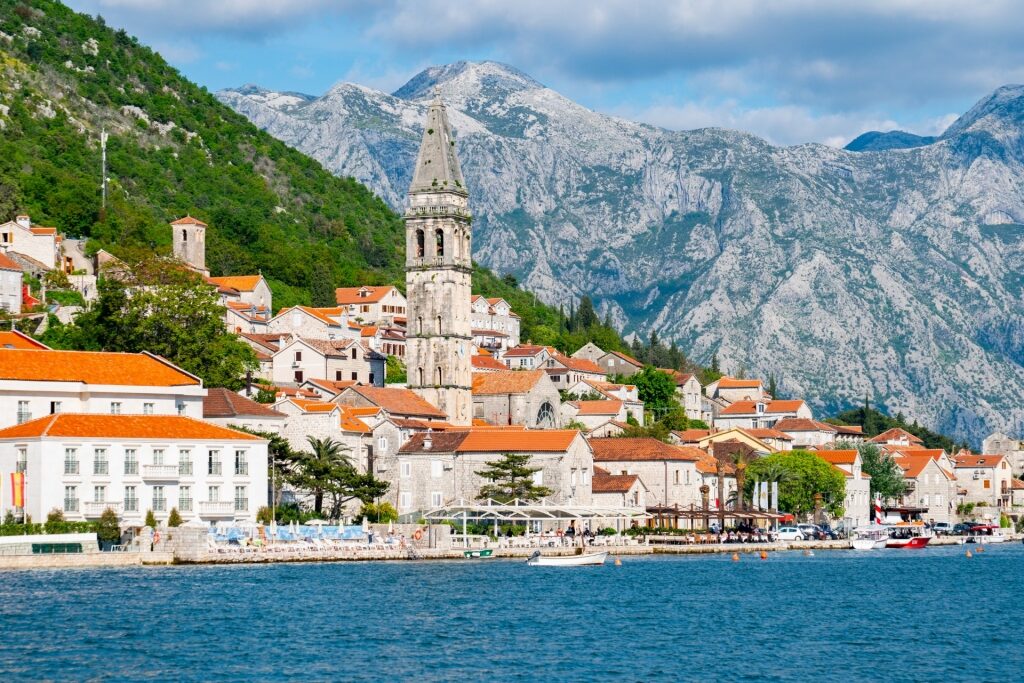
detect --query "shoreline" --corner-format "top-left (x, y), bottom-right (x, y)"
top-left (0, 534), bottom-right (1003, 570)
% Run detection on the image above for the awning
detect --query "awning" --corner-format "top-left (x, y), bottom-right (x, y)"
top-left (421, 498), bottom-right (650, 522)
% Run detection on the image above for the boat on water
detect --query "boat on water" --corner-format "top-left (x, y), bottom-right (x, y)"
top-left (526, 550), bottom-right (608, 566)
top-left (463, 548), bottom-right (495, 559)
top-left (850, 525), bottom-right (890, 551)
top-left (885, 521), bottom-right (932, 549)
top-left (965, 525), bottom-right (1008, 544)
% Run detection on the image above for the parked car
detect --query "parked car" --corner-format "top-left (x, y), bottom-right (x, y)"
top-left (797, 523), bottom-right (823, 540)
top-left (776, 527), bottom-right (805, 541)
top-left (953, 522), bottom-right (982, 535)
top-left (818, 524), bottom-right (841, 540)
top-left (931, 522), bottom-right (954, 536)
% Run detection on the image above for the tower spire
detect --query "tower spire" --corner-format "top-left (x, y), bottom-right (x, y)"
top-left (409, 92), bottom-right (466, 196)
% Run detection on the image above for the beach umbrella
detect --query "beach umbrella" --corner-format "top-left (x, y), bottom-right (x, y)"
top-left (388, 519), bottom-right (394, 534)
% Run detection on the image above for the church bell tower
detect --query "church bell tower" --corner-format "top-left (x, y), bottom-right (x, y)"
top-left (404, 89), bottom-right (472, 425)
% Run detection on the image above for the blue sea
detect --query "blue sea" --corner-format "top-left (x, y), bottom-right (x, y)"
top-left (1, 544), bottom-right (1022, 681)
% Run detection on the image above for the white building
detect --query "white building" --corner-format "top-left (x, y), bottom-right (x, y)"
top-left (471, 295), bottom-right (521, 351)
top-left (0, 214), bottom-right (60, 270)
top-left (714, 399), bottom-right (813, 430)
top-left (270, 337), bottom-right (385, 387)
top-left (335, 286), bottom-right (407, 326)
top-left (0, 414), bottom-right (268, 524)
top-left (0, 251), bottom-right (22, 314)
top-left (814, 449), bottom-right (872, 529)
top-left (267, 306), bottom-right (350, 340)
top-left (0, 348), bottom-right (206, 429)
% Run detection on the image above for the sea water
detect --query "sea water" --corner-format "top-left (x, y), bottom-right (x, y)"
top-left (1, 544), bottom-right (1021, 681)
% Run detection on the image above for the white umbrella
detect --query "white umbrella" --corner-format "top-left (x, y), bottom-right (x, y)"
top-left (388, 519), bottom-right (394, 534)
top-left (305, 519), bottom-right (329, 525)
top-left (184, 517), bottom-right (208, 528)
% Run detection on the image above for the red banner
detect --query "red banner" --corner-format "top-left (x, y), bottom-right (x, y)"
top-left (11, 472), bottom-right (25, 508)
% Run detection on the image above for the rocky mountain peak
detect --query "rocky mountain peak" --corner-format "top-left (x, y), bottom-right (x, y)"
top-left (392, 60), bottom-right (543, 102)
top-left (942, 83), bottom-right (1024, 139)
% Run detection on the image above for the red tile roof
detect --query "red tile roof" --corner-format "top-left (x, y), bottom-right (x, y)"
top-left (203, 388), bottom-right (284, 419)
top-left (471, 355), bottom-right (508, 371)
top-left (334, 286), bottom-right (399, 305)
top-left (868, 428), bottom-right (923, 444)
top-left (0, 349), bottom-right (200, 386)
top-left (399, 429), bottom-right (580, 453)
top-left (304, 378), bottom-right (357, 395)
top-left (744, 428), bottom-right (794, 441)
top-left (673, 429), bottom-right (711, 442)
top-left (894, 454), bottom-right (950, 480)
top-left (472, 370), bottom-right (546, 395)
top-left (0, 414), bottom-right (261, 441)
top-left (589, 438), bottom-right (703, 462)
top-left (275, 306), bottom-right (345, 327)
top-left (344, 386), bottom-right (447, 419)
top-left (504, 344), bottom-right (555, 358)
top-left (719, 399), bottom-right (806, 416)
top-left (170, 215), bottom-right (207, 227)
top-left (571, 400), bottom-right (623, 416)
top-left (953, 454), bottom-right (1005, 469)
top-left (716, 377), bottom-right (763, 389)
top-left (814, 449), bottom-right (858, 465)
top-left (0, 330), bottom-right (49, 350)
top-left (592, 471), bottom-right (640, 494)
top-left (552, 354), bottom-right (605, 374)
top-left (773, 418), bottom-right (837, 433)
top-left (0, 251), bottom-right (22, 271)
top-left (207, 275), bottom-right (262, 292)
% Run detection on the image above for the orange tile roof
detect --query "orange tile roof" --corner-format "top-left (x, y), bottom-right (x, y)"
top-left (773, 418), bottom-right (837, 433)
top-left (0, 330), bottom-right (48, 350)
top-left (504, 344), bottom-right (555, 358)
top-left (673, 429), bottom-right (711, 442)
top-left (471, 355), bottom-right (508, 371)
top-left (869, 428), bottom-right (924, 444)
top-left (334, 286), bottom-right (399, 305)
top-left (0, 414), bottom-right (262, 441)
top-left (338, 406), bottom-right (372, 433)
top-left (203, 388), bottom-right (284, 419)
top-left (0, 349), bottom-right (200, 386)
top-left (207, 275), bottom-right (262, 292)
top-left (344, 386), bottom-right (447, 419)
top-left (720, 399), bottom-right (806, 416)
top-left (592, 471), bottom-right (640, 494)
top-left (399, 429), bottom-right (580, 453)
top-left (894, 454), bottom-right (951, 480)
top-left (28, 226), bottom-right (57, 236)
top-left (360, 326), bottom-right (378, 337)
top-left (304, 378), bottom-right (357, 395)
top-left (0, 252), bottom-right (21, 271)
top-left (590, 438), bottom-right (703, 462)
top-left (814, 450), bottom-right (858, 465)
top-left (571, 400), bottom-right (623, 416)
top-left (833, 424), bottom-right (864, 435)
top-left (744, 428), bottom-right (794, 441)
top-left (1012, 479), bottom-right (1024, 491)
top-left (472, 370), bottom-right (545, 395)
top-left (954, 454), bottom-right (1005, 469)
top-left (289, 398), bottom-right (337, 413)
top-left (716, 377), bottom-right (763, 389)
top-left (170, 216), bottom-right (207, 227)
top-left (694, 451), bottom-right (736, 475)
top-left (553, 354), bottom-right (605, 374)
top-left (275, 306), bottom-right (345, 327)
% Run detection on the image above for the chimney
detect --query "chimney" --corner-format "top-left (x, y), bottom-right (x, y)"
top-left (15, 215), bottom-right (30, 229)
top-left (423, 428), bottom-right (433, 451)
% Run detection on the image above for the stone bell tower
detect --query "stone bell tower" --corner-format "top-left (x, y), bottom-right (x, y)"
top-left (171, 215), bottom-right (208, 275)
top-left (404, 89), bottom-right (472, 425)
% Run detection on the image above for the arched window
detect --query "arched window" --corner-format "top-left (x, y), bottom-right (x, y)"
top-left (537, 402), bottom-right (555, 428)
top-left (436, 366), bottom-right (443, 385)
top-left (182, 229), bottom-right (187, 242)
top-left (417, 368), bottom-right (424, 386)
top-left (464, 234), bottom-right (470, 259)
top-left (435, 229), bottom-right (444, 258)
top-left (415, 229), bottom-right (425, 258)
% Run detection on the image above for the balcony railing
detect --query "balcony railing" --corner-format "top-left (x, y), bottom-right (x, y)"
top-left (93, 463), bottom-right (109, 476)
top-left (83, 501), bottom-right (123, 515)
top-left (179, 462), bottom-right (194, 476)
top-left (63, 499), bottom-right (80, 513)
top-left (234, 464), bottom-right (249, 476)
top-left (198, 501), bottom-right (233, 515)
top-left (64, 462), bottom-right (80, 475)
top-left (124, 500), bottom-right (139, 513)
top-left (208, 463), bottom-right (223, 476)
top-left (234, 498), bottom-right (249, 512)
top-left (124, 463), bottom-right (139, 476)
top-left (178, 498), bottom-right (193, 512)
top-left (142, 464), bottom-right (179, 479)
top-left (153, 499), bottom-right (167, 512)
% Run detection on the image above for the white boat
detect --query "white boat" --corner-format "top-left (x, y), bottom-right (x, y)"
top-left (851, 525), bottom-right (889, 551)
top-left (526, 550), bottom-right (608, 566)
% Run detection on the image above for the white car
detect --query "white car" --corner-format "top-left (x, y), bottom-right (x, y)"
top-left (776, 526), bottom-right (805, 541)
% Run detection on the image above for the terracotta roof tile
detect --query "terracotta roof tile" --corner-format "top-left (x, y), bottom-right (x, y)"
top-left (716, 377), bottom-right (763, 389)
top-left (170, 215), bottom-right (208, 227)
top-left (274, 306), bottom-right (345, 328)
top-left (571, 400), bottom-right (623, 416)
top-left (773, 418), bottom-right (837, 433)
top-left (814, 450), bottom-right (858, 465)
top-left (745, 428), bottom-right (794, 441)
top-left (472, 370), bottom-right (545, 395)
top-left (203, 388), bottom-right (284, 419)
top-left (0, 349), bottom-right (200, 386)
top-left (334, 286), bottom-right (399, 305)
top-left (399, 429), bottom-right (580, 453)
top-left (0, 414), bottom-right (261, 441)
top-left (0, 330), bottom-right (48, 350)
top-left (673, 429), bottom-right (711, 442)
top-left (0, 252), bottom-right (22, 271)
top-left (868, 428), bottom-right (924, 444)
top-left (207, 275), bottom-right (262, 292)
top-left (894, 454), bottom-right (951, 480)
top-left (954, 454), bottom-right (1005, 469)
top-left (344, 386), bottom-right (446, 419)
top-left (504, 345), bottom-right (555, 358)
top-left (590, 438), bottom-right (703, 462)
top-left (471, 355), bottom-right (507, 371)
top-left (592, 471), bottom-right (640, 494)
top-left (720, 399), bottom-right (806, 416)
top-left (289, 398), bottom-right (337, 413)
top-left (552, 354), bottom-right (605, 374)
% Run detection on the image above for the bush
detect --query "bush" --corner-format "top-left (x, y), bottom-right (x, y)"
top-left (256, 506), bottom-right (273, 525)
top-left (46, 290), bottom-right (86, 307)
top-left (96, 507), bottom-right (121, 544)
top-left (358, 502), bottom-right (398, 523)
top-left (144, 509), bottom-right (157, 528)
top-left (599, 527), bottom-right (618, 536)
top-left (167, 508), bottom-right (182, 527)
top-left (44, 508), bottom-right (66, 534)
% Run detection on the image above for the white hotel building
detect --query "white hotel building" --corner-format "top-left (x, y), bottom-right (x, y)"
top-left (0, 414), bottom-right (268, 525)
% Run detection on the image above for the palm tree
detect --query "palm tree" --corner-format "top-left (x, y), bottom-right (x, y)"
top-left (292, 437), bottom-right (353, 515)
top-left (729, 446), bottom-right (758, 511)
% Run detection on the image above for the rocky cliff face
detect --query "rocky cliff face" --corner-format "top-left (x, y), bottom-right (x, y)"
top-left (218, 64), bottom-right (1024, 443)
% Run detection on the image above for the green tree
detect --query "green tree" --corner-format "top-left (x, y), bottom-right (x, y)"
top-left (167, 507), bottom-right (183, 527)
top-left (144, 509), bottom-right (158, 528)
top-left (256, 506), bottom-right (274, 525)
top-left (745, 451), bottom-right (846, 518)
top-left (853, 442), bottom-right (905, 502)
top-left (385, 355), bottom-right (407, 383)
top-left (254, 386), bottom-right (277, 404)
top-left (358, 502), bottom-right (398, 523)
top-left (289, 437), bottom-right (354, 515)
top-left (476, 453), bottom-right (553, 503)
top-left (96, 507), bottom-right (122, 544)
top-left (44, 508), bottom-right (65, 534)
top-left (632, 366), bottom-right (681, 421)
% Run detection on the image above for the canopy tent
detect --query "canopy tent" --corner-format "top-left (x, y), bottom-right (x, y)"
top-left (645, 505), bottom-right (786, 530)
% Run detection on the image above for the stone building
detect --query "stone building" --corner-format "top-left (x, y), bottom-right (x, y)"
top-left (589, 437), bottom-right (705, 512)
top-left (171, 216), bottom-right (208, 275)
top-left (0, 214), bottom-right (60, 270)
top-left (982, 433), bottom-right (1024, 475)
top-left (404, 91), bottom-right (473, 426)
top-left (202, 388), bottom-right (286, 435)
top-left (893, 453), bottom-right (956, 523)
top-left (270, 337), bottom-right (385, 387)
top-left (392, 429), bottom-right (593, 516)
top-left (813, 449), bottom-right (871, 528)
top-left (335, 286), bottom-right (407, 326)
top-left (954, 453), bottom-right (1013, 509)
top-left (471, 370), bottom-right (561, 428)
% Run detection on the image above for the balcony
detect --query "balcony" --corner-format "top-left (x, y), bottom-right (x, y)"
top-left (197, 501), bottom-right (234, 516)
top-left (83, 501), bottom-right (123, 516)
top-left (142, 464), bottom-right (179, 480)
top-left (179, 463), bottom-right (194, 477)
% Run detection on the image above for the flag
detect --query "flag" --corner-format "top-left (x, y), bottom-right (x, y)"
top-left (11, 472), bottom-right (25, 508)
top-left (771, 481), bottom-right (779, 512)
top-left (760, 482), bottom-right (768, 510)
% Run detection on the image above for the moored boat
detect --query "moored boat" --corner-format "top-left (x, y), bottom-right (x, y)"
top-left (526, 550), bottom-right (608, 566)
top-left (851, 525), bottom-right (889, 551)
top-left (463, 548), bottom-right (495, 558)
top-left (886, 521), bottom-right (932, 549)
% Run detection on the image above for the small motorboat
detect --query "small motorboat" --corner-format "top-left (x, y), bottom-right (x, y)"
top-left (526, 550), bottom-right (608, 566)
top-left (966, 525), bottom-right (1008, 544)
top-left (463, 548), bottom-right (494, 559)
top-left (851, 525), bottom-right (889, 551)
top-left (886, 521), bottom-right (932, 549)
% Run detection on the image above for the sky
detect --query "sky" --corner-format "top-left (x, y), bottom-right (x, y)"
top-left (63, 0), bottom-right (1024, 147)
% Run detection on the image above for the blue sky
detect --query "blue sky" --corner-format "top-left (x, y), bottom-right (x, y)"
top-left (65, 1), bottom-right (1024, 147)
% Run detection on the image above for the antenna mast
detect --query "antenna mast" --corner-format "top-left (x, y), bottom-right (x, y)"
top-left (100, 127), bottom-right (108, 210)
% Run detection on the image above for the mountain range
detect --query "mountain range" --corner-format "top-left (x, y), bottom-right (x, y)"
top-left (218, 62), bottom-right (1024, 443)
